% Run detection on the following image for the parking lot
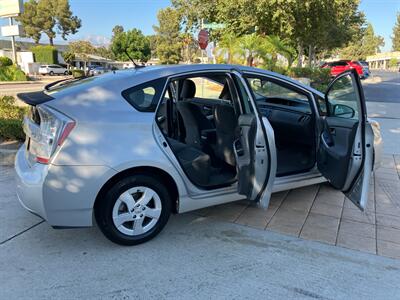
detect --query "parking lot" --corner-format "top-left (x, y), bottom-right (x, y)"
top-left (1, 71), bottom-right (400, 298)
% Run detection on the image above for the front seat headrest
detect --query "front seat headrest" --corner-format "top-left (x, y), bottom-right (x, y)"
top-left (180, 79), bottom-right (196, 99)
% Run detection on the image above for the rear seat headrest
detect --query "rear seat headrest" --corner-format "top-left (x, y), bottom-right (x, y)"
top-left (180, 79), bottom-right (196, 99)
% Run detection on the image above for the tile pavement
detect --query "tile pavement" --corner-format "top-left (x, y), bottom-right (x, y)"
top-left (194, 154), bottom-right (400, 260)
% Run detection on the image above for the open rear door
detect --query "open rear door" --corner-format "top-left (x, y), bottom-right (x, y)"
top-left (317, 69), bottom-right (373, 210)
top-left (232, 73), bottom-right (276, 208)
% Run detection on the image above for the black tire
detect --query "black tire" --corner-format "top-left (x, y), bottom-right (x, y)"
top-left (49, 71), bottom-right (54, 76)
top-left (64, 71), bottom-right (69, 75)
top-left (95, 174), bottom-right (171, 245)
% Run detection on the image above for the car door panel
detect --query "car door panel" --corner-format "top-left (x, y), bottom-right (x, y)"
top-left (231, 72), bottom-right (276, 208)
top-left (317, 69), bottom-right (372, 211)
top-left (318, 117), bottom-right (358, 188)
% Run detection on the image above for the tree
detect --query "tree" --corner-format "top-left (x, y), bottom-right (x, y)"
top-left (62, 51), bottom-right (75, 69)
top-left (18, 0), bottom-right (81, 45)
top-left (95, 46), bottom-right (115, 60)
top-left (110, 28), bottom-right (151, 62)
top-left (16, 0), bottom-right (42, 43)
top-left (68, 40), bottom-right (96, 74)
top-left (393, 12), bottom-right (400, 51)
top-left (339, 23), bottom-right (384, 60)
top-left (153, 7), bottom-right (182, 64)
top-left (217, 32), bottom-right (238, 64)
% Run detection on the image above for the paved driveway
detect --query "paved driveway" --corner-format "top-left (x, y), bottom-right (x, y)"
top-left (1, 164), bottom-right (400, 299)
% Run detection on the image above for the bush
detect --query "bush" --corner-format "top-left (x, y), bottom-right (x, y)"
top-left (0, 56), bottom-right (13, 67)
top-left (389, 58), bottom-right (398, 68)
top-left (0, 65), bottom-right (28, 81)
top-left (287, 67), bottom-right (331, 92)
top-left (31, 45), bottom-right (58, 64)
top-left (0, 96), bottom-right (27, 141)
top-left (72, 69), bottom-right (85, 78)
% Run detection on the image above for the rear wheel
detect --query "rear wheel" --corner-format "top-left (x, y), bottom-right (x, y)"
top-left (64, 70), bottom-right (69, 75)
top-left (95, 175), bottom-right (171, 245)
top-left (49, 71), bottom-right (54, 76)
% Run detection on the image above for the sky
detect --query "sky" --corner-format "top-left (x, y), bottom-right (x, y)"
top-left (0, 0), bottom-right (399, 52)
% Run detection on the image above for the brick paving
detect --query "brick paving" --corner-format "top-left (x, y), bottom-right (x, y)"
top-left (195, 154), bottom-right (400, 259)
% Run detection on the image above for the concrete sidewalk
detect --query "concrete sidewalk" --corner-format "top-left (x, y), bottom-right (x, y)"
top-left (1, 165), bottom-right (400, 299)
top-left (367, 102), bottom-right (400, 154)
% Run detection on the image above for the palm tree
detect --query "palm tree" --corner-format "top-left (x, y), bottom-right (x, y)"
top-left (217, 32), bottom-right (239, 64)
top-left (237, 34), bottom-right (263, 66)
top-left (265, 35), bottom-right (296, 67)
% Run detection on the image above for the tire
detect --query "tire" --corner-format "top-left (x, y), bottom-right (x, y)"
top-left (64, 71), bottom-right (69, 75)
top-left (95, 174), bottom-right (171, 245)
top-left (49, 71), bottom-right (54, 76)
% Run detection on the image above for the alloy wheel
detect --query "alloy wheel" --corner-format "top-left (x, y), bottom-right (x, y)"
top-left (112, 186), bottom-right (162, 236)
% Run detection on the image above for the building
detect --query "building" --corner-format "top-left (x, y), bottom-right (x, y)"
top-left (366, 51), bottom-right (400, 69)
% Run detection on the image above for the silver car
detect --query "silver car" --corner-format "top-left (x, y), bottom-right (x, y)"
top-left (15, 65), bottom-right (382, 245)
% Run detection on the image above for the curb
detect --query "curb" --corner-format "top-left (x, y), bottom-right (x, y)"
top-left (0, 81), bottom-right (42, 85)
top-left (0, 140), bottom-right (21, 166)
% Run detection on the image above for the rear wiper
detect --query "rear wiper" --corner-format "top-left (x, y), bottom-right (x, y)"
top-left (44, 76), bottom-right (88, 91)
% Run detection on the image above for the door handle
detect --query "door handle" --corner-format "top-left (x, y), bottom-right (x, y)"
top-left (234, 139), bottom-right (244, 156)
top-left (329, 127), bottom-right (336, 135)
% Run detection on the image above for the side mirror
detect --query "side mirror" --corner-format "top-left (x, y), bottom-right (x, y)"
top-left (333, 104), bottom-right (355, 118)
top-left (252, 79), bottom-right (263, 89)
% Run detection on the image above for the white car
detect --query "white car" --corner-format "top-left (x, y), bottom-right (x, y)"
top-left (16, 65), bottom-right (382, 245)
top-left (38, 64), bottom-right (69, 76)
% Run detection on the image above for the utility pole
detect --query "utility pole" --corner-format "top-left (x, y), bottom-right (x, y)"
top-left (9, 17), bottom-right (17, 64)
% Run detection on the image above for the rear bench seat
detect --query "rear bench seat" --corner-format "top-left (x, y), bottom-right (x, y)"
top-left (167, 138), bottom-right (210, 186)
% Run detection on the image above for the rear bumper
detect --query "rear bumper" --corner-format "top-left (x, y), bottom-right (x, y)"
top-left (15, 146), bottom-right (117, 227)
top-left (15, 146), bottom-right (48, 219)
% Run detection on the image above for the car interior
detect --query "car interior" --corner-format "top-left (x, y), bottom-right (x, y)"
top-left (156, 73), bottom-right (318, 189)
top-left (245, 76), bottom-right (317, 177)
top-left (157, 74), bottom-right (240, 189)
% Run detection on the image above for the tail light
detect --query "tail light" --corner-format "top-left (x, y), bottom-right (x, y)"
top-left (24, 106), bottom-right (75, 164)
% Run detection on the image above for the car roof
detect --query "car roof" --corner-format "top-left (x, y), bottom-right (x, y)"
top-left (43, 64), bottom-right (324, 116)
top-left (105, 64), bottom-right (320, 91)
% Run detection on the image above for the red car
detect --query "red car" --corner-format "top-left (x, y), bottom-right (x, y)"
top-left (321, 60), bottom-right (364, 78)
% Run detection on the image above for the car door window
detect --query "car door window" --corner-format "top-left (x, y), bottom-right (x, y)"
top-left (189, 77), bottom-right (224, 100)
top-left (122, 78), bottom-right (166, 112)
top-left (326, 74), bottom-right (359, 120)
top-left (245, 76), bottom-right (311, 113)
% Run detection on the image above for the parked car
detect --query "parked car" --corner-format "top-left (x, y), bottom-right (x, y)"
top-left (89, 66), bottom-right (108, 76)
top-left (38, 64), bottom-right (69, 76)
top-left (358, 61), bottom-right (371, 78)
top-left (16, 65), bottom-right (382, 245)
top-left (321, 60), bottom-right (365, 78)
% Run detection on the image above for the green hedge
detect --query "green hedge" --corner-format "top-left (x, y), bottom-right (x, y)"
top-left (0, 56), bottom-right (13, 67)
top-left (0, 65), bottom-right (28, 81)
top-left (287, 67), bottom-right (331, 92)
top-left (72, 69), bottom-right (85, 78)
top-left (31, 45), bottom-right (58, 64)
top-left (0, 96), bottom-right (27, 141)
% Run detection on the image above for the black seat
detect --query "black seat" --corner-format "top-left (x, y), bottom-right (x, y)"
top-left (176, 79), bottom-right (213, 149)
top-left (213, 105), bottom-right (238, 166)
top-left (167, 138), bottom-right (210, 186)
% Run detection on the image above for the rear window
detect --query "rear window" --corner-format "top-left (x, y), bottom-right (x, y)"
top-left (121, 78), bottom-right (166, 112)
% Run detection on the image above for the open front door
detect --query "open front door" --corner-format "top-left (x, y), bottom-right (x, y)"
top-left (317, 69), bottom-right (373, 211)
top-left (232, 73), bottom-right (276, 208)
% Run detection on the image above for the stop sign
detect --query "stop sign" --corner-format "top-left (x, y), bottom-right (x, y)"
top-left (198, 29), bottom-right (209, 50)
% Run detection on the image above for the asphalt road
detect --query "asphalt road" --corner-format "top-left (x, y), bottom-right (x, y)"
top-left (363, 70), bottom-right (400, 103)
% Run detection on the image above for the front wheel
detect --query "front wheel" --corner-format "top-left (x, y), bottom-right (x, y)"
top-left (49, 71), bottom-right (54, 76)
top-left (95, 175), bottom-right (171, 245)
